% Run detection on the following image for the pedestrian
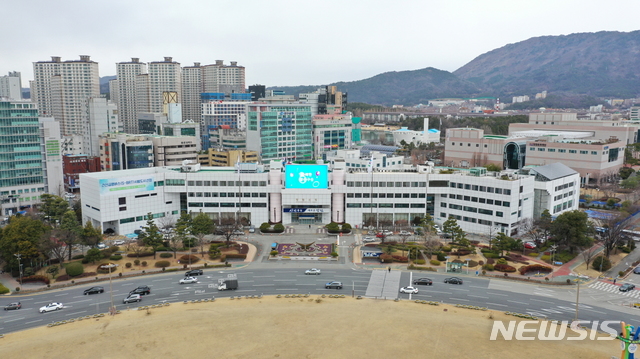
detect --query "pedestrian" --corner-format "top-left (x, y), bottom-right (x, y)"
top-left (309, 224), bottom-right (311, 229)
top-left (388, 267), bottom-right (391, 272)
top-left (613, 278), bottom-right (617, 284)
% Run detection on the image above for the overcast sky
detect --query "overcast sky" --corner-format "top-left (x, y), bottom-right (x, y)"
top-left (3, 0), bottom-right (640, 88)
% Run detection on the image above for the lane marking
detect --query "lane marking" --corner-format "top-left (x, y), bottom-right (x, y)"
top-left (25, 319), bottom-right (43, 324)
top-left (467, 295), bottom-right (489, 299)
top-left (487, 303), bottom-right (508, 307)
top-left (486, 292), bottom-right (508, 297)
top-left (507, 300), bottom-right (529, 305)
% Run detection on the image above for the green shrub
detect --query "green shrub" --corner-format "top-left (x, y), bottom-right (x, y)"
top-left (414, 259), bottom-right (426, 265)
top-left (341, 223), bottom-right (352, 233)
top-left (483, 264), bottom-right (494, 271)
top-left (592, 256), bottom-right (611, 272)
top-left (270, 250), bottom-right (279, 256)
top-left (134, 259), bottom-right (140, 266)
top-left (540, 255), bottom-right (551, 263)
top-left (528, 252), bottom-right (539, 257)
top-left (0, 283), bottom-right (9, 294)
top-left (436, 252), bottom-right (446, 261)
top-left (467, 260), bottom-right (478, 267)
top-left (180, 254), bottom-right (200, 264)
top-left (72, 254), bottom-right (85, 260)
top-left (273, 223), bottom-right (285, 233)
top-left (331, 252), bottom-right (338, 258)
top-left (160, 252), bottom-right (173, 258)
top-left (430, 259), bottom-right (441, 266)
top-left (260, 222), bottom-right (271, 232)
top-left (156, 246), bottom-right (169, 252)
top-left (65, 262), bottom-right (84, 277)
top-left (621, 247), bottom-right (631, 253)
top-left (155, 260), bottom-right (171, 268)
top-left (126, 252), bottom-right (154, 258)
top-left (496, 258), bottom-right (508, 265)
top-left (141, 261), bottom-right (147, 267)
top-left (81, 258), bottom-right (90, 264)
top-left (441, 246), bottom-right (452, 252)
top-left (125, 262), bottom-right (132, 268)
top-left (484, 253), bottom-right (500, 259)
top-left (109, 254), bottom-right (123, 261)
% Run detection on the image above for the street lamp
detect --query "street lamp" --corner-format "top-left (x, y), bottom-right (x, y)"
top-left (106, 262), bottom-right (116, 315)
top-left (550, 245), bottom-right (558, 279)
top-left (574, 278), bottom-right (581, 321)
top-left (465, 258), bottom-right (471, 275)
top-left (13, 253), bottom-right (22, 285)
top-left (445, 256), bottom-right (450, 273)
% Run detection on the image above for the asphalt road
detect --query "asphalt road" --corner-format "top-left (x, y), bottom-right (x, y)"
top-left (3, 264), bottom-right (640, 334)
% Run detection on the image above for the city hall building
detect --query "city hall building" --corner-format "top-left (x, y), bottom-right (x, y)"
top-left (79, 161), bottom-right (579, 237)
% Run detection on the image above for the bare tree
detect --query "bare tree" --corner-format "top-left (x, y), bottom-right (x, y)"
top-left (598, 215), bottom-right (630, 258)
top-left (423, 238), bottom-right (442, 260)
top-left (40, 229), bottom-right (69, 268)
top-left (520, 217), bottom-right (546, 246)
top-left (218, 215), bottom-right (242, 248)
top-left (580, 243), bottom-right (600, 271)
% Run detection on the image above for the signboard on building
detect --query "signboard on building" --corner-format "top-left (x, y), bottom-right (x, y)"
top-left (284, 165), bottom-right (328, 189)
top-left (99, 175), bottom-right (155, 196)
top-left (283, 208), bottom-right (326, 213)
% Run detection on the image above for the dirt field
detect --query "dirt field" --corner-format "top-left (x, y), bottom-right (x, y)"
top-left (0, 296), bottom-right (619, 359)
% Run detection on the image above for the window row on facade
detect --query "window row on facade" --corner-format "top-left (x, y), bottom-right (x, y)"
top-left (347, 192), bottom-right (426, 199)
top-left (449, 182), bottom-right (515, 195)
top-left (347, 203), bottom-right (425, 208)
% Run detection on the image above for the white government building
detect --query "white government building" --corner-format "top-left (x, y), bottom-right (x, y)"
top-left (80, 161), bottom-right (579, 237)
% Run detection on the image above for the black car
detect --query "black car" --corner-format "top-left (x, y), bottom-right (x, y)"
top-left (444, 277), bottom-right (463, 285)
top-left (129, 285), bottom-right (151, 296)
top-left (620, 283), bottom-right (636, 292)
top-left (83, 286), bottom-right (104, 295)
top-left (633, 267), bottom-right (640, 275)
top-left (185, 269), bottom-right (203, 276)
top-left (413, 278), bottom-right (433, 286)
top-left (4, 302), bottom-right (21, 310)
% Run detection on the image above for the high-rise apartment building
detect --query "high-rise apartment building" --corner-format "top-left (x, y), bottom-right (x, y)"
top-left (87, 97), bottom-right (121, 157)
top-left (31, 56), bottom-right (100, 136)
top-left (203, 60), bottom-right (245, 94)
top-left (0, 71), bottom-right (22, 100)
top-left (147, 57), bottom-right (182, 114)
top-left (115, 58), bottom-right (147, 133)
top-left (182, 63), bottom-right (203, 122)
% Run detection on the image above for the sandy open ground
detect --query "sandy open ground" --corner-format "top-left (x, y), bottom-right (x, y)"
top-left (0, 296), bottom-right (619, 359)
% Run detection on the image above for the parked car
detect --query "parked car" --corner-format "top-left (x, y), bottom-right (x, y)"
top-left (620, 283), bottom-right (636, 292)
top-left (113, 240), bottom-right (125, 245)
top-left (400, 286), bottom-right (419, 294)
top-left (375, 233), bottom-right (385, 238)
top-left (39, 302), bottom-right (63, 313)
top-left (185, 269), bottom-right (203, 276)
top-left (248, 226), bottom-right (255, 233)
top-left (123, 294), bottom-right (142, 304)
top-left (634, 267), bottom-right (640, 275)
top-left (305, 268), bottom-right (321, 275)
top-left (325, 281), bottom-right (343, 289)
top-left (232, 230), bottom-right (245, 235)
top-left (383, 230), bottom-right (393, 236)
top-left (4, 302), bottom-right (21, 310)
top-left (83, 286), bottom-right (104, 295)
top-left (129, 285), bottom-right (151, 296)
top-left (362, 237), bottom-right (375, 243)
top-left (413, 278), bottom-right (433, 286)
top-left (179, 276), bottom-right (198, 284)
top-left (444, 277), bottom-right (464, 285)
top-left (96, 243), bottom-right (107, 249)
top-left (399, 230), bottom-right (412, 236)
top-left (524, 242), bottom-right (536, 249)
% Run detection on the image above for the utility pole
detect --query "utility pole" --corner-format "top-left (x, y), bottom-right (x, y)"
top-left (13, 253), bottom-right (22, 285)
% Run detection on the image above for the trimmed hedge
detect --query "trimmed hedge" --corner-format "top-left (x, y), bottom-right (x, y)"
top-left (0, 283), bottom-right (10, 294)
top-left (414, 259), bottom-right (426, 265)
top-left (155, 260), bottom-right (171, 268)
top-left (430, 259), bottom-right (441, 266)
top-left (160, 252), bottom-right (173, 258)
top-left (127, 251), bottom-right (155, 258)
top-left (72, 254), bottom-right (85, 260)
top-left (109, 254), bottom-right (123, 261)
top-left (467, 260), bottom-right (479, 267)
top-left (519, 264), bottom-right (552, 275)
top-left (379, 254), bottom-right (393, 263)
top-left (483, 264), bottom-right (495, 271)
top-left (66, 262), bottom-right (84, 277)
top-left (494, 263), bottom-right (517, 272)
top-left (484, 253), bottom-right (500, 259)
top-left (21, 275), bottom-right (51, 285)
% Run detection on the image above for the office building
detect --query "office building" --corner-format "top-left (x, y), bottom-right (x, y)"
top-left (182, 62), bottom-right (203, 123)
top-left (312, 113), bottom-right (353, 160)
top-left (87, 97), bottom-right (120, 157)
top-left (79, 161), bottom-right (575, 237)
top-left (0, 100), bottom-right (59, 216)
top-left (197, 149), bottom-right (258, 166)
top-left (247, 103), bottom-right (313, 163)
top-left (31, 56), bottom-right (100, 136)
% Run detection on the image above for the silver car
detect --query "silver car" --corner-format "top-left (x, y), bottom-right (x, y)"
top-left (123, 294), bottom-right (142, 304)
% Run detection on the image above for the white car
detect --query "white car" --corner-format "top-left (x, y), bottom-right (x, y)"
top-left (399, 230), bottom-right (412, 236)
top-left (96, 243), bottom-right (107, 249)
top-left (179, 276), bottom-right (198, 284)
top-left (362, 237), bottom-right (375, 243)
top-left (383, 230), bottom-right (393, 236)
top-left (305, 268), bottom-right (321, 275)
top-left (39, 302), bottom-right (63, 313)
top-left (399, 286), bottom-right (419, 294)
top-left (113, 240), bottom-right (125, 245)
